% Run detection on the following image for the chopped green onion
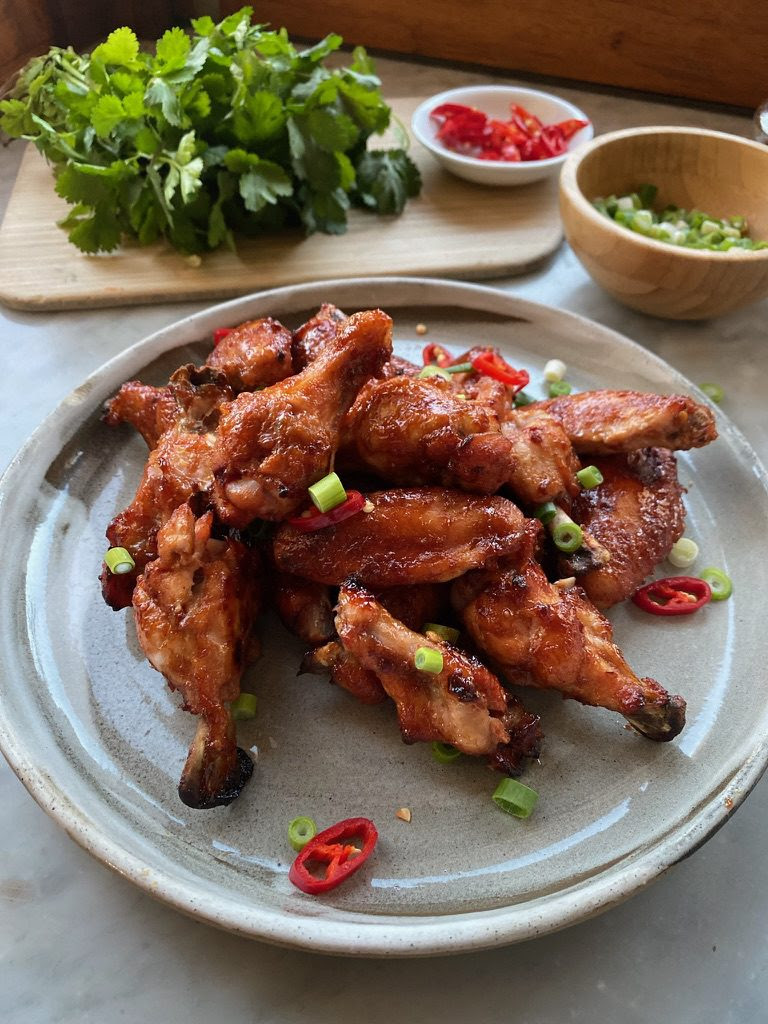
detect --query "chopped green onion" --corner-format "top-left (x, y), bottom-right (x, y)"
top-left (699, 382), bottom-right (724, 404)
top-left (513, 390), bottom-right (534, 407)
top-left (104, 546), bottom-right (135, 574)
top-left (576, 465), bottom-right (604, 489)
top-left (423, 622), bottom-right (460, 644)
top-left (431, 741), bottom-right (462, 764)
top-left (667, 537), bottom-right (699, 569)
top-left (533, 501), bottom-right (558, 525)
top-left (492, 777), bottom-right (538, 818)
top-left (288, 816), bottom-right (317, 852)
top-left (308, 472), bottom-right (347, 513)
top-left (699, 567), bottom-right (733, 601)
top-left (444, 362), bottom-right (474, 374)
top-left (548, 380), bottom-right (572, 397)
top-left (552, 520), bottom-right (583, 553)
top-left (414, 647), bottom-right (444, 673)
top-left (543, 358), bottom-right (567, 382)
top-left (418, 365), bottom-right (452, 381)
top-left (230, 692), bottom-right (258, 720)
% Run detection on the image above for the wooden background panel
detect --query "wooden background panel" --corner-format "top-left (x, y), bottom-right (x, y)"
top-left (226, 0), bottom-right (768, 109)
top-left (0, 0), bottom-right (54, 83)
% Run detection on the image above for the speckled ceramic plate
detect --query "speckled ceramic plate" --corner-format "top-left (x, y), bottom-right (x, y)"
top-left (1, 278), bottom-right (767, 956)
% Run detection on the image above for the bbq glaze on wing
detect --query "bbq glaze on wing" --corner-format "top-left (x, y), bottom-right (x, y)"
top-left (564, 448), bottom-right (686, 608)
top-left (272, 488), bottom-right (527, 587)
top-left (336, 582), bottom-right (542, 773)
top-left (452, 526), bottom-right (686, 741)
top-left (205, 316), bottom-right (294, 392)
top-left (211, 309), bottom-right (392, 526)
top-left (516, 390), bottom-right (717, 454)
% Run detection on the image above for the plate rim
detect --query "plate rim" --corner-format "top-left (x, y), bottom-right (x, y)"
top-left (2, 275), bottom-right (768, 955)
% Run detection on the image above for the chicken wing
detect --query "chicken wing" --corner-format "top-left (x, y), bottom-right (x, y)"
top-left (272, 488), bottom-right (527, 587)
top-left (102, 427), bottom-right (218, 608)
top-left (299, 583), bottom-right (448, 706)
top-left (342, 375), bottom-right (514, 494)
top-left (132, 504), bottom-right (261, 808)
top-left (212, 309), bottom-right (392, 526)
top-left (104, 365), bottom-right (233, 449)
top-left (336, 582), bottom-right (542, 773)
top-left (206, 316), bottom-right (294, 392)
top-left (562, 448), bottom-right (686, 607)
top-left (515, 390), bottom-right (717, 454)
top-left (452, 526), bottom-right (686, 741)
top-left (291, 303), bottom-right (347, 370)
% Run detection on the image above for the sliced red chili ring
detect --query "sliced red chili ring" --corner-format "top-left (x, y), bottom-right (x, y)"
top-left (287, 490), bottom-right (366, 532)
top-left (632, 576), bottom-right (712, 616)
top-left (422, 342), bottom-right (453, 367)
top-left (213, 327), bottom-right (233, 346)
top-left (288, 816), bottom-right (378, 895)
top-left (470, 350), bottom-right (530, 393)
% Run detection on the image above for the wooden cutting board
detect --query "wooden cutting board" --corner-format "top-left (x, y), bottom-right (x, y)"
top-left (0, 97), bottom-right (563, 311)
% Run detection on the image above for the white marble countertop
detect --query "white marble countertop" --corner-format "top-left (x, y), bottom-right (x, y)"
top-left (2, 57), bottom-right (767, 1023)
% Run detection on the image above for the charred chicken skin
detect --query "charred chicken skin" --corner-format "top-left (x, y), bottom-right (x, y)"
top-left (273, 487), bottom-right (527, 587)
top-left (564, 448), bottom-right (686, 608)
top-left (336, 582), bottom-right (542, 773)
top-left (515, 390), bottom-right (717, 454)
top-left (132, 504), bottom-right (261, 808)
top-left (211, 309), bottom-right (392, 526)
top-left (452, 527), bottom-right (686, 741)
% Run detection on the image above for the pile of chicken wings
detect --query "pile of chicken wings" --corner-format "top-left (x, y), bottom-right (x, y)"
top-left (101, 305), bottom-right (717, 809)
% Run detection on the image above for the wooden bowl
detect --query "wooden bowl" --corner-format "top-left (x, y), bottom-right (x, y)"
top-left (559, 127), bottom-right (768, 319)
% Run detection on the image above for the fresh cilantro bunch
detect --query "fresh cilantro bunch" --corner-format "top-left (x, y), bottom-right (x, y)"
top-left (0, 7), bottom-right (421, 254)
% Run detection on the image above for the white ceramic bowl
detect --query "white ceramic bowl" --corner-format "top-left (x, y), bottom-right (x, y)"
top-left (411, 85), bottom-right (593, 186)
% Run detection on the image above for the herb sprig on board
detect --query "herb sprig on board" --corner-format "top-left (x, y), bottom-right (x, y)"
top-left (0, 7), bottom-right (421, 254)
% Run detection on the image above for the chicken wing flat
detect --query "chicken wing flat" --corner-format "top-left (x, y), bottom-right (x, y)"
top-left (272, 488), bottom-right (527, 587)
top-left (564, 448), bottom-right (686, 608)
top-left (102, 427), bottom-right (218, 608)
top-left (515, 390), bottom-right (717, 454)
top-left (336, 582), bottom-right (542, 773)
top-left (206, 316), bottom-right (294, 392)
top-left (104, 365), bottom-right (233, 449)
top-left (342, 376), bottom-right (514, 494)
top-left (212, 309), bottom-right (392, 526)
top-left (452, 526), bottom-right (686, 741)
top-left (133, 504), bottom-right (261, 808)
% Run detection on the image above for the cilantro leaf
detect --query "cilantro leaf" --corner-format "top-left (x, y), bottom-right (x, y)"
top-left (155, 27), bottom-right (190, 73)
top-left (355, 150), bottom-right (421, 215)
top-left (91, 27), bottom-right (140, 68)
top-left (306, 108), bottom-right (359, 153)
top-left (238, 160), bottom-right (293, 212)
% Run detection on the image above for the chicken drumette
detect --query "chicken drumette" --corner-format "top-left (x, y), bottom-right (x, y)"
top-left (132, 504), bottom-right (261, 808)
top-left (452, 525), bottom-right (686, 741)
top-left (212, 309), bottom-right (392, 526)
top-left (335, 582), bottom-right (542, 774)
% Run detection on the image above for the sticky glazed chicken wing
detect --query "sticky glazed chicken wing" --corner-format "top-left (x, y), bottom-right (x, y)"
top-left (452, 527), bottom-right (686, 741)
top-left (515, 390), bottom-right (717, 454)
top-left (132, 504), bottom-right (261, 808)
top-left (564, 448), bottom-right (686, 608)
top-left (102, 427), bottom-right (218, 608)
top-left (104, 364), bottom-right (233, 449)
top-left (501, 411), bottom-right (582, 505)
top-left (212, 309), bottom-right (392, 526)
top-left (336, 582), bottom-right (542, 774)
top-left (342, 375), bottom-right (515, 494)
top-left (273, 572), bottom-right (335, 646)
top-left (205, 317), bottom-right (294, 392)
top-left (272, 488), bottom-right (527, 587)
top-left (291, 303), bottom-right (347, 370)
